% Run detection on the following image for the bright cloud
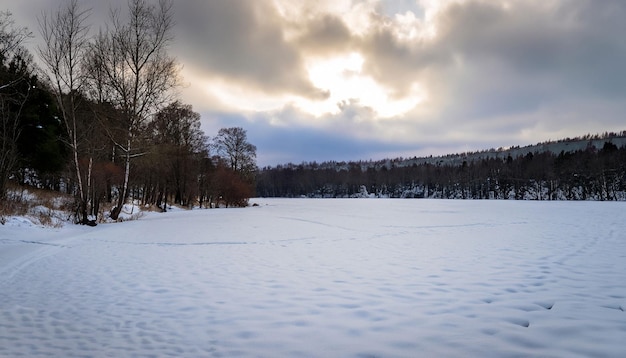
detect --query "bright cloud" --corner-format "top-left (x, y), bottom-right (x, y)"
top-left (293, 52), bottom-right (424, 118)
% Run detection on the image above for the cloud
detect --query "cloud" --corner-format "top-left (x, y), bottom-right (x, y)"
top-left (4, 0), bottom-right (626, 166)
top-left (437, 0), bottom-right (626, 84)
top-left (226, 109), bottom-right (424, 166)
top-left (352, 1), bottom-right (626, 138)
top-left (197, 0), bottom-right (626, 164)
top-left (173, 0), bottom-right (325, 100)
top-left (293, 14), bottom-right (352, 55)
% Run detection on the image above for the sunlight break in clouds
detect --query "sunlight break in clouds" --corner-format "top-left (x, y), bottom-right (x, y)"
top-left (298, 52), bottom-right (425, 118)
top-left (184, 0), bottom-right (431, 120)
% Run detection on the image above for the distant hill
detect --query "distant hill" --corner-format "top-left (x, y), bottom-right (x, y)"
top-left (265, 131), bottom-right (626, 172)
top-left (257, 130), bottom-right (626, 200)
top-left (395, 132), bottom-right (626, 169)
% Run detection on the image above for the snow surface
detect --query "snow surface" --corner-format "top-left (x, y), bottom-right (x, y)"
top-left (1, 199), bottom-right (625, 357)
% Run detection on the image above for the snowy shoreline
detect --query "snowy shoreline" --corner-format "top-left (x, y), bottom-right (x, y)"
top-left (1, 199), bottom-right (625, 357)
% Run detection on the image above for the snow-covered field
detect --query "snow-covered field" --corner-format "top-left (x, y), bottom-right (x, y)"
top-left (1, 199), bottom-right (625, 357)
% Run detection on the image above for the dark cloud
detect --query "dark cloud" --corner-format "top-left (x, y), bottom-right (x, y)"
top-left (359, 26), bottom-right (446, 98)
top-left (173, 0), bottom-right (326, 99)
top-left (360, 0), bottom-right (626, 100)
top-left (294, 14), bottom-right (352, 55)
top-left (438, 1), bottom-right (626, 84)
top-left (451, 1), bottom-right (626, 130)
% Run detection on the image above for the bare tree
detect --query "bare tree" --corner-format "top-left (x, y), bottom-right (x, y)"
top-left (90, 0), bottom-right (179, 220)
top-left (38, 0), bottom-right (95, 224)
top-left (0, 11), bottom-right (31, 63)
top-left (214, 127), bottom-right (257, 181)
top-left (147, 101), bottom-right (206, 207)
top-left (0, 11), bottom-right (32, 199)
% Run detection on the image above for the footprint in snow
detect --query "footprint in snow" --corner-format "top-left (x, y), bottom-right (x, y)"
top-left (505, 317), bottom-right (530, 327)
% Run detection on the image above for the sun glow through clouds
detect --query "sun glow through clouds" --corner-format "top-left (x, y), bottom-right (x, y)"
top-left (298, 52), bottom-right (424, 118)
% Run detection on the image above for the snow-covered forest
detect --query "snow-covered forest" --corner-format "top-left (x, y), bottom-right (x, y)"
top-left (257, 134), bottom-right (626, 200)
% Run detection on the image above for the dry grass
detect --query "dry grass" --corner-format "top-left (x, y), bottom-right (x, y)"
top-left (1, 184), bottom-right (173, 226)
top-left (0, 183), bottom-right (73, 228)
top-left (0, 191), bottom-right (29, 217)
top-left (141, 204), bottom-right (166, 213)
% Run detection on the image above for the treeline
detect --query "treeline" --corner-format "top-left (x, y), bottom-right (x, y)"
top-left (0, 2), bottom-right (256, 224)
top-left (256, 141), bottom-right (626, 200)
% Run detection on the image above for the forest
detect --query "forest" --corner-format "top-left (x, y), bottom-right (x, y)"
top-left (0, 1), bottom-right (256, 225)
top-left (256, 136), bottom-right (626, 201)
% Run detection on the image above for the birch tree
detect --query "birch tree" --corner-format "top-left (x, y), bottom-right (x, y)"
top-left (38, 0), bottom-right (94, 224)
top-left (91, 0), bottom-right (178, 220)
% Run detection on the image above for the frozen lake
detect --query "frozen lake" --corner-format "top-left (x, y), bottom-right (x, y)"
top-left (1, 199), bottom-right (625, 357)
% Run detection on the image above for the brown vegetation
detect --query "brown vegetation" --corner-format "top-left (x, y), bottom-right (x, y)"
top-left (0, 182), bottom-right (73, 227)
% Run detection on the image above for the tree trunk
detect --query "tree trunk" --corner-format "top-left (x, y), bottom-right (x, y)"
top-left (110, 140), bottom-right (131, 220)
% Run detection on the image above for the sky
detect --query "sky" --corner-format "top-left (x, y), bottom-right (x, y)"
top-left (3, 0), bottom-right (626, 167)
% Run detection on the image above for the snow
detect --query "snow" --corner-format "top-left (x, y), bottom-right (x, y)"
top-left (1, 199), bottom-right (625, 357)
